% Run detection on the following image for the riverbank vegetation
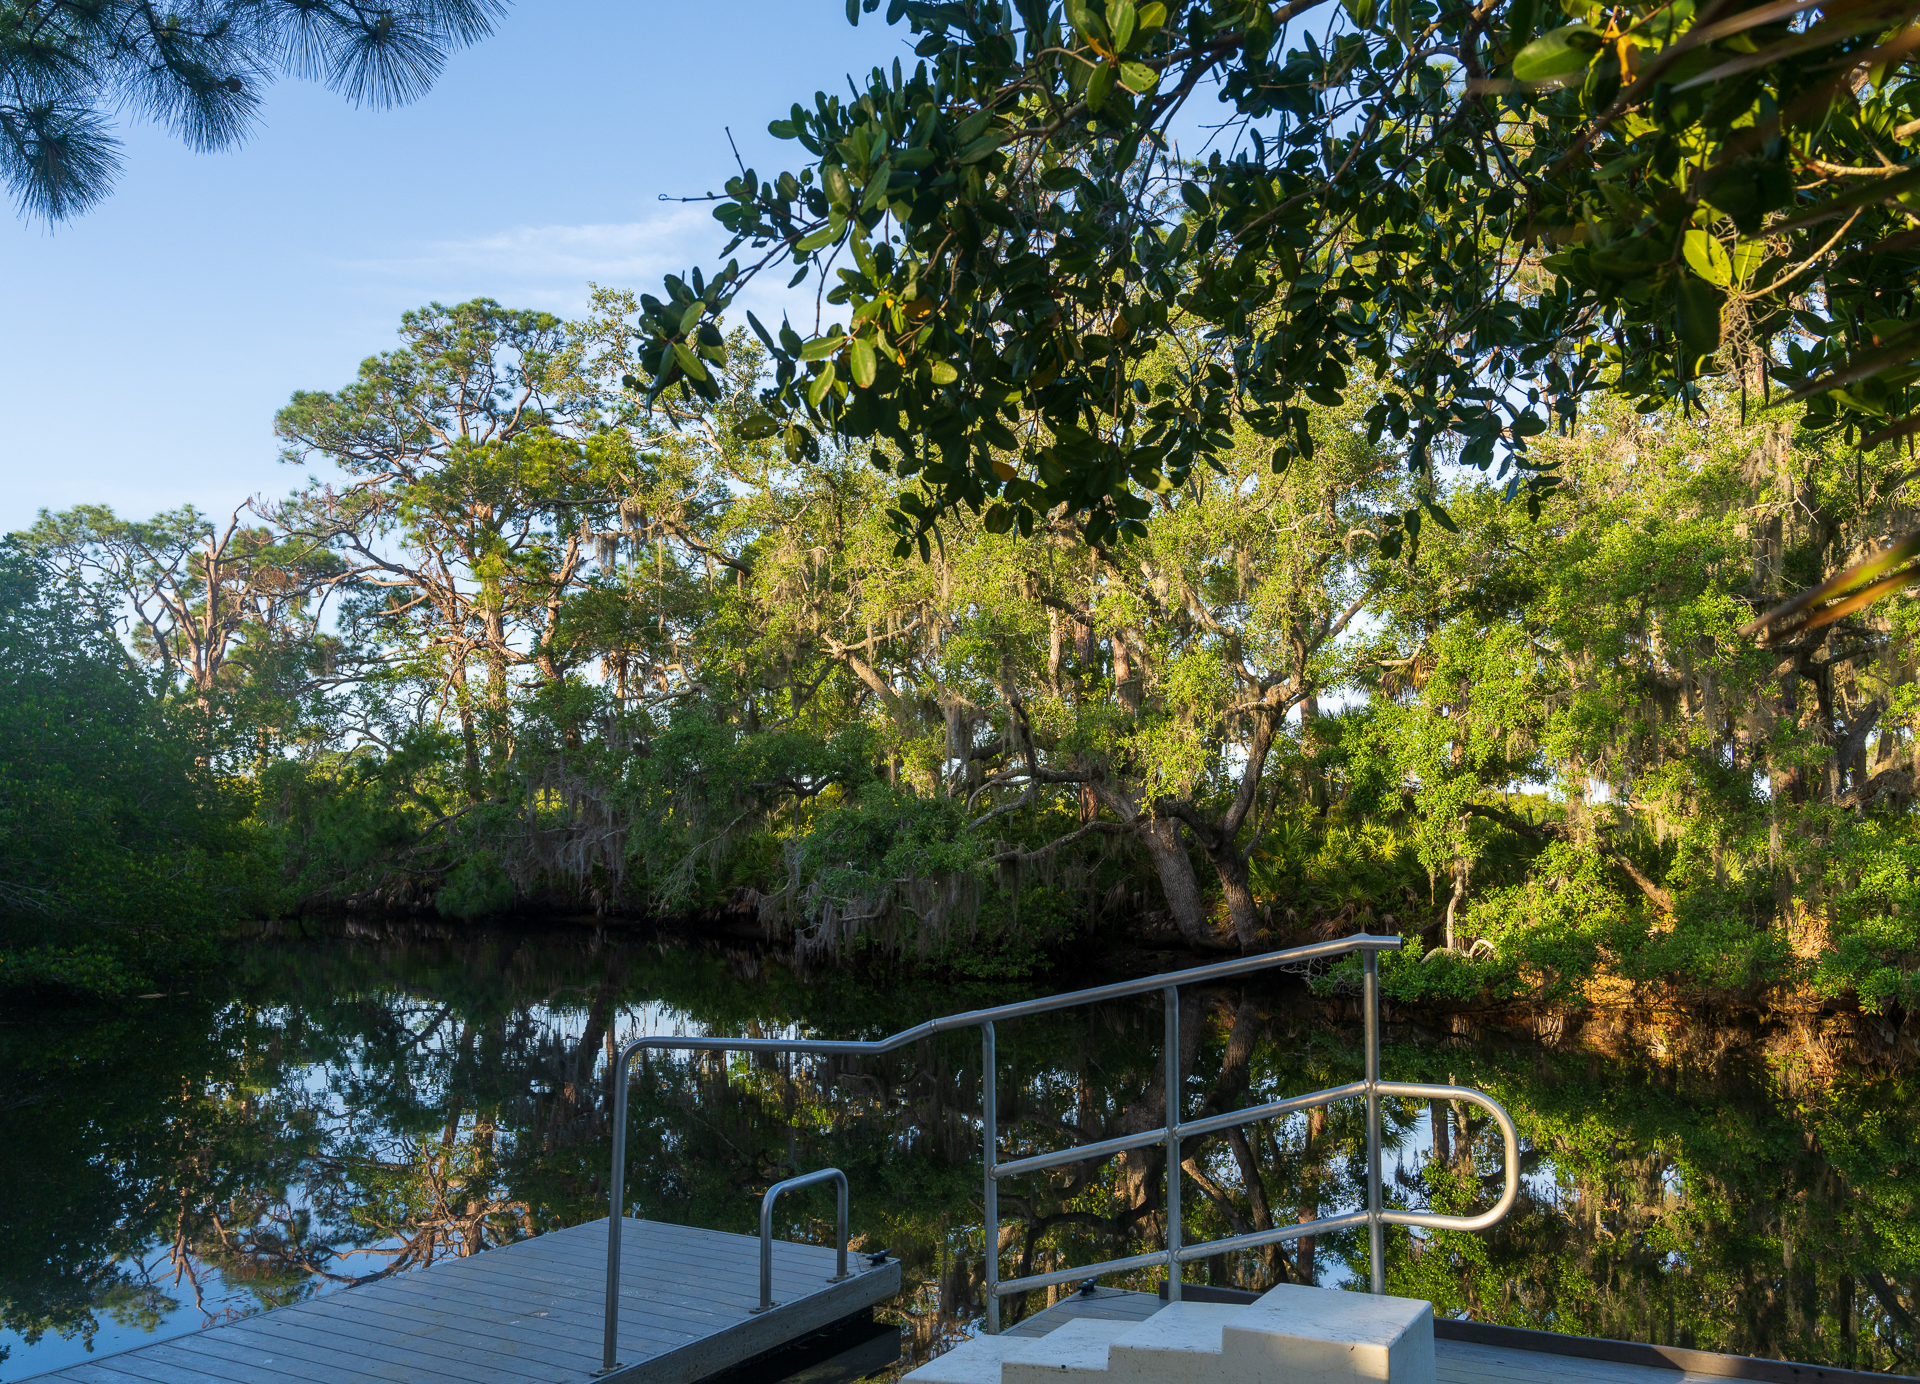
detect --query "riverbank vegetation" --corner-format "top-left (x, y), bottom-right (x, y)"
top-left (3, 294), bottom-right (1915, 1015)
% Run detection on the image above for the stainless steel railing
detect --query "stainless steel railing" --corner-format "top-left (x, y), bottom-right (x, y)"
top-left (597, 932), bottom-right (1519, 1371)
top-left (751, 1168), bottom-right (851, 1313)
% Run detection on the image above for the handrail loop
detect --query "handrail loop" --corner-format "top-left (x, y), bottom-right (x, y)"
top-left (597, 931), bottom-right (1521, 1369)
top-left (987, 1080), bottom-right (1523, 1292)
top-left (751, 1168), bottom-right (850, 1313)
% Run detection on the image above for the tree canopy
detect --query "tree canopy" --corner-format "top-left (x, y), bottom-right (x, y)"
top-left (20, 294), bottom-right (1918, 1015)
top-left (618, 0), bottom-right (1920, 568)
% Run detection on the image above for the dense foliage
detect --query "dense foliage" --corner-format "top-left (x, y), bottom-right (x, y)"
top-left (0, 549), bottom-right (256, 991)
top-left (622, 0), bottom-right (1920, 560)
top-left (8, 294), bottom-right (1915, 1013)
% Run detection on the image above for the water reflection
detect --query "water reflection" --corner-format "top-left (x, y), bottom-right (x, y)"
top-left (0, 923), bottom-right (1915, 1379)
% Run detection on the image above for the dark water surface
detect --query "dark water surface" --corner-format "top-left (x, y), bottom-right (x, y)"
top-left (2, 923), bottom-right (1916, 1380)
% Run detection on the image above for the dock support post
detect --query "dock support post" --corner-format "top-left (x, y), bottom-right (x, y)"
top-left (983, 1021), bottom-right (999, 1335)
top-left (602, 1041), bottom-right (636, 1374)
top-left (1165, 985), bottom-right (1182, 1303)
top-left (1364, 950), bottom-right (1384, 1296)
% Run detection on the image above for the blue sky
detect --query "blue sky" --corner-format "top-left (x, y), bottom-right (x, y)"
top-left (0, 1), bottom-right (908, 533)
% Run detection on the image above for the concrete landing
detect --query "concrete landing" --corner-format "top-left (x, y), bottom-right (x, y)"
top-left (915, 1287), bottom-right (1903, 1384)
top-left (907, 1284), bottom-right (1431, 1384)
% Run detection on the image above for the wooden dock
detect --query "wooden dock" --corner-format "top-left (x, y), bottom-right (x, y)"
top-left (20, 1218), bottom-right (902, 1384)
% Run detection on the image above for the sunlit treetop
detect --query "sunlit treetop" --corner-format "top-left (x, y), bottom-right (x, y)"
top-left (626, 0), bottom-right (1920, 566)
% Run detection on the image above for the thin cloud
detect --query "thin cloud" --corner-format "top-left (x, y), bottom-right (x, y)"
top-left (340, 206), bottom-right (720, 313)
top-left (338, 208), bottom-right (830, 332)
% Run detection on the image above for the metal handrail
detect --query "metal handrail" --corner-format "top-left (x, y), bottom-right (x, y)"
top-left (751, 1168), bottom-right (850, 1313)
top-left (596, 931), bottom-right (1516, 1369)
top-left (991, 1077), bottom-right (1522, 1285)
top-left (983, 956), bottom-right (1523, 1312)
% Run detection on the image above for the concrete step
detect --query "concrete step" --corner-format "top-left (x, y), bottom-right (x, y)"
top-left (1101, 1301), bottom-right (1242, 1383)
top-left (1000, 1319), bottom-right (1139, 1383)
top-left (905, 1319), bottom-right (1136, 1384)
top-left (1222, 1284), bottom-right (1436, 1384)
top-left (905, 1332), bottom-right (1030, 1384)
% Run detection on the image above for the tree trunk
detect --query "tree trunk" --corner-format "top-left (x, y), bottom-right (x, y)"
top-left (451, 658), bottom-right (482, 798)
top-left (1443, 860), bottom-right (1464, 949)
top-left (1208, 845), bottom-right (1263, 951)
top-left (1138, 817), bottom-right (1216, 950)
top-left (1114, 633), bottom-right (1142, 714)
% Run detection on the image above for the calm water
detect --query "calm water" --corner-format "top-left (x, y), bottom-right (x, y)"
top-left (2, 922), bottom-right (1916, 1380)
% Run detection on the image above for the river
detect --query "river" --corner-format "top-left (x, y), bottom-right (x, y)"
top-left (1, 922), bottom-right (1915, 1380)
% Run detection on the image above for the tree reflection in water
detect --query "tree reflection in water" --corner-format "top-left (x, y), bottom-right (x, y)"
top-left (0, 923), bottom-right (1914, 1377)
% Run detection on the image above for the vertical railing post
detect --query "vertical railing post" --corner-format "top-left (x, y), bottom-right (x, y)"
top-left (601, 1041), bottom-right (635, 1374)
top-left (1164, 984), bottom-right (1182, 1302)
top-left (1363, 951), bottom-right (1384, 1296)
top-left (982, 1021), bottom-right (999, 1335)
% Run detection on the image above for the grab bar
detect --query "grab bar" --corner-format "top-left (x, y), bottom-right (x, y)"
top-left (751, 1167), bottom-right (851, 1313)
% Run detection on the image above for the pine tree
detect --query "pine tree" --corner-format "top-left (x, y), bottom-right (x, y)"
top-left (0, 0), bottom-right (504, 221)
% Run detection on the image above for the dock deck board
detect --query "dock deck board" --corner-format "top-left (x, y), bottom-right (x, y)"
top-left (19, 1219), bottom-right (901, 1384)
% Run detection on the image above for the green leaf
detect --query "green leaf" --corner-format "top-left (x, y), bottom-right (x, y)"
top-left (1423, 500), bottom-right (1459, 533)
top-left (930, 360), bottom-right (959, 385)
top-left (1730, 239), bottom-right (1766, 287)
top-left (1675, 276), bottom-right (1724, 365)
top-left (807, 361), bottom-right (838, 408)
top-left (1505, 0), bottom-right (1539, 50)
top-left (671, 342), bottom-right (710, 383)
top-left (1682, 229), bottom-right (1732, 288)
top-left (1086, 62), bottom-right (1116, 112)
top-left (1512, 23), bottom-right (1601, 82)
top-left (796, 225), bottom-right (838, 253)
top-left (983, 503), bottom-right (1015, 534)
top-left (850, 335), bottom-right (877, 388)
top-left (767, 119), bottom-right (798, 139)
top-left (1063, 0), bottom-right (1107, 38)
top-left (822, 164), bottom-right (852, 209)
top-left (745, 310), bottom-right (779, 355)
top-left (1119, 61), bottom-right (1158, 93)
top-left (1107, 0), bottom-right (1136, 50)
top-left (800, 334), bottom-right (843, 361)
top-left (952, 111), bottom-right (992, 145)
top-left (955, 132), bottom-right (1004, 164)
top-left (1136, 1), bottom-right (1166, 29)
